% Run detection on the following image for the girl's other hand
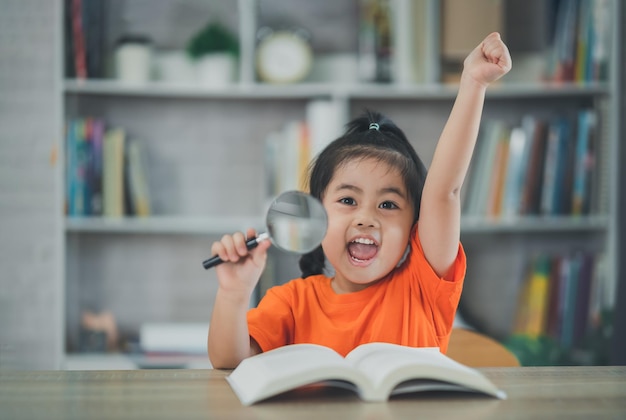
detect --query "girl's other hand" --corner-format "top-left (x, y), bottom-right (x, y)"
top-left (463, 32), bottom-right (512, 87)
top-left (210, 227), bottom-right (271, 298)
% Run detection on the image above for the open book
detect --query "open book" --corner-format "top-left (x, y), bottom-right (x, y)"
top-left (226, 342), bottom-right (507, 405)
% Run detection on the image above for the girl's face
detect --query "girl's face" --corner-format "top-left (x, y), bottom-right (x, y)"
top-left (321, 157), bottom-right (414, 294)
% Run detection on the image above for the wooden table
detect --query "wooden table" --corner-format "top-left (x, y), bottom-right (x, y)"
top-left (1, 367), bottom-right (625, 419)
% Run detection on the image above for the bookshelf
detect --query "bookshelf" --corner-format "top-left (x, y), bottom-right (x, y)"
top-left (1, 0), bottom-right (622, 370)
top-left (54, 0), bottom-right (616, 368)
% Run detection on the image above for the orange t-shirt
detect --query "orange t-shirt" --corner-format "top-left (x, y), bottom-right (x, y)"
top-left (247, 226), bottom-right (466, 356)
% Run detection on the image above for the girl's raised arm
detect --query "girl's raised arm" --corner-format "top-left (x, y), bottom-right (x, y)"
top-left (418, 33), bottom-right (511, 279)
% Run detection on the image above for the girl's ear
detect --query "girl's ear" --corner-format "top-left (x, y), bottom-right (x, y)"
top-left (396, 244), bottom-right (410, 268)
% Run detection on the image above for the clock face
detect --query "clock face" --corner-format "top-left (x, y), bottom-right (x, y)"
top-left (256, 32), bottom-right (312, 84)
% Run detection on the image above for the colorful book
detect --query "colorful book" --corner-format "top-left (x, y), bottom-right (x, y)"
top-left (572, 109), bottom-right (597, 215)
top-left (126, 139), bottom-right (151, 217)
top-left (500, 126), bottom-right (529, 217)
top-left (519, 117), bottom-right (548, 215)
top-left (88, 118), bottom-right (105, 216)
top-left (102, 128), bottom-right (126, 217)
top-left (486, 126), bottom-right (510, 217)
top-left (524, 255), bottom-right (552, 338)
top-left (465, 120), bottom-right (506, 216)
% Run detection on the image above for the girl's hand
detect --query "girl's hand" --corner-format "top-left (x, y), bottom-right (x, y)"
top-left (210, 227), bottom-right (271, 298)
top-left (463, 32), bottom-right (512, 87)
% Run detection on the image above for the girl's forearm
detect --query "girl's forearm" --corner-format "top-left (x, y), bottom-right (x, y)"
top-left (207, 288), bottom-right (254, 368)
top-left (418, 72), bottom-right (488, 278)
top-left (426, 72), bottom-right (487, 198)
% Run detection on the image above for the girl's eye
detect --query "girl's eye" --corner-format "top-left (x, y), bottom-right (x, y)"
top-left (380, 201), bottom-right (399, 210)
top-left (339, 197), bottom-right (356, 206)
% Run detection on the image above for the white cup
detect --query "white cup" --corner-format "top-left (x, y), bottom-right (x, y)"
top-left (154, 50), bottom-right (196, 84)
top-left (115, 37), bottom-right (153, 84)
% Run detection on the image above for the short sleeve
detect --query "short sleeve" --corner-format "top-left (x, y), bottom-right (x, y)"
top-left (247, 284), bottom-right (296, 352)
top-left (405, 226), bottom-right (466, 346)
top-left (409, 226), bottom-right (466, 286)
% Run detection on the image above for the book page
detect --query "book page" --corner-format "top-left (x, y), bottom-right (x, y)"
top-left (345, 343), bottom-right (506, 399)
top-left (227, 344), bottom-right (369, 405)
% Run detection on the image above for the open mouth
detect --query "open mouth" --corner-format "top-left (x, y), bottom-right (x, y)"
top-left (348, 237), bottom-right (379, 263)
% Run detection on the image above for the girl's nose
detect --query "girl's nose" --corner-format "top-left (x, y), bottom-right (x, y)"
top-left (353, 208), bottom-right (379, 228)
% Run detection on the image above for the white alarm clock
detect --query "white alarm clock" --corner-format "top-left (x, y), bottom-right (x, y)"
top-left (256, 29), bottom-right (313, 84)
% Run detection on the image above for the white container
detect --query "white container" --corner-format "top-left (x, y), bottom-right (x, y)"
top-left (115, 36), bottom-right (153, 84)
top-left (195, 53), bottom-right (237, 87)
top-left (307, 53), bottom-right (359, 84)
top-left (154, 50), bottom-right (196, 84)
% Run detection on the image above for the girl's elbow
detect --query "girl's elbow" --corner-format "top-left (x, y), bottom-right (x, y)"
top-left (209, 353), bottom-right (241, 369)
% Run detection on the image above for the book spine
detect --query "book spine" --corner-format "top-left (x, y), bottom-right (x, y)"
top-left (500, 126), bottom-right (527, 218)
top-left (71, 0), bottom-right (87, 79)
top-left (103, 128), bottom-right (126, 217)
top-left (524, 255), bottom-right (551, 337)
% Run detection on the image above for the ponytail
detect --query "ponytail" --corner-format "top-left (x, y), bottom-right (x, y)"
top-left (299, 246), bottom-right (325, 278)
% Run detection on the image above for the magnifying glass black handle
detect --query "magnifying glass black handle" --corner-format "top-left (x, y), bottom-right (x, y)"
top-left (203, 232), bottom-right (269, 270)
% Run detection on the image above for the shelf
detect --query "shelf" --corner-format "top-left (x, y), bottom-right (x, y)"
top-left (460, 215), bottom-right (609, 234)
top-left (65, 216), bottom-right (264, 235)
top-left (64, 79), bottom-right (611, 101)
top-left (64, 215), bottom-right (608, 235)
top-left (63, 353), bottom-right (213, 370)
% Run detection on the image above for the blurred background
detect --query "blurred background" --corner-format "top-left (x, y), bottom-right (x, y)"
top-left (0, 0), bottom-right (624, 370)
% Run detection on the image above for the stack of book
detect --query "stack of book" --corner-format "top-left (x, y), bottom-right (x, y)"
top-left (65, 117), bottom-right (151, 218)
top-left (510, 251), bottom-right (610, 363)
top-left (463, 109), bottom-right (600, 218)
top-left (264, 100), bottom-right (344, 201)
top-left (549, 0), bottom-right (613, 83)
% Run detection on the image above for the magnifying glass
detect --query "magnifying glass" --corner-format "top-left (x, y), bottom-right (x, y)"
top-left (202, 190), bottom-right (328, 270)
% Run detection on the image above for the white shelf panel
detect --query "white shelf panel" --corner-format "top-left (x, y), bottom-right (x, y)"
top-left (460, 215), bottom-right (609, 234)
top-left (63, 353), bottom-right (213, 370)
top-left (64, 79), bottom-right (338, 99)
top-left (65, 216), bottom-right (264, 235)
top-left (64, 215), bottom-right (608, 235)
top-left (64, 79), bottom-right (610, 100)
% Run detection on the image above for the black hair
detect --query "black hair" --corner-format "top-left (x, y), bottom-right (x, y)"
top-left (298, 109), bottom-right (428, 278)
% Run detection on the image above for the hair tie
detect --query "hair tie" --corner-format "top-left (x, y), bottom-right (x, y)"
top-left (369, 122), bottom-right (380, 131)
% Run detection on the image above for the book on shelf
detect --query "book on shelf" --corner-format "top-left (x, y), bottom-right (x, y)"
top-left (486, 125), bottom-right (510, 217)
top-left (139, 323), bottom-right (208, 355)
top-left (226, 342), bottom-right (506, 405)
top-left (65, 0), bottom-right (107, 79)
top-left (126, 139), bottom-right (152, 217)
top-left (513, 255), bottom-right (551, 338)
top-left (548, 0), bottom-right (614, 82)
top-left (463, 120), bottom-right (508, 216)
top-left (519, 116), bottom-right (548, 215)
top-left (103, 127), bottom-right (126, 217)
top-left (264, 120), bottom-right (309, 198)
top-left (306, 99), bottom-right (345, 160)
top-left (65, 117), bottom-right (105, 216)
top-left (65, 119), bottom-right (86, 216)
top-left (463, 110), bottom-right (600, 219)
top-left (88, 119), bottom-right (105, 215)
top-left (265, 101), bottom-right (344, 202)
top-left (500, 126), bottom-right (530, 218)
top-left (390, 0), bottom-right (440, 84)
top-left (572, 109), bottom-right (598, 215)
top-left (65, 117), bottom-right (153, 218)
top-left (440, 0), bottom-right (503, 83)
top-left (357, 0), bottom-right (393, 83)
top-left (511, 251), bottom-right (607, 352)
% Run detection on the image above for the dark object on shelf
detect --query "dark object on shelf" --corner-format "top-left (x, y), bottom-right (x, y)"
top-left (186, 21), bottom-right (239, 60)
top-left (78, 328), bottom-right (107, 353)
top-left (64, 0), bottom-right (107, 79)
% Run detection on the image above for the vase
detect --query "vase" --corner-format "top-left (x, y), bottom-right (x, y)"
top-left (195, 53), bottom-right (237, 87)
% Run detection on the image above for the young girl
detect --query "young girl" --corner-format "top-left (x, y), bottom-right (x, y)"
top-left (208, 32), bottom-right (511, 368)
